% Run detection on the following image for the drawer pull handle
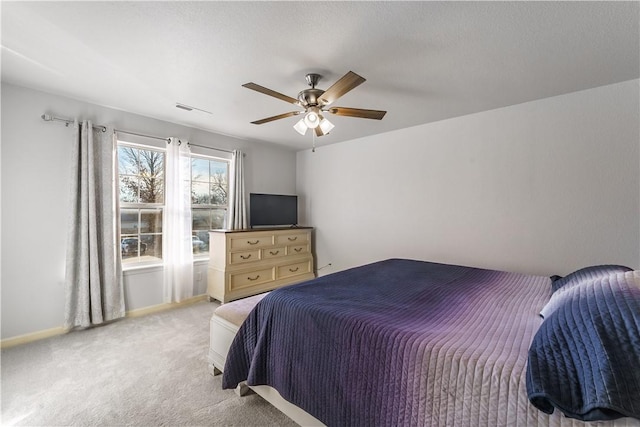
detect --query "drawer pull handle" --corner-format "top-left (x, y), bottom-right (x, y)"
top-left (240, 254), bottom-right (252, 260)
top-left (289, 267), bottom-right (299, 272)
top-left (247, 275), bottom-right (260, 281)
top-left (288, 237), bottom-right (298, 241)
top-left (270, 250), bottom-right (280, 255)
top-left (294, 248), bottom-right (302, 252)
top-left (247, 240), bottom-right (259, 245)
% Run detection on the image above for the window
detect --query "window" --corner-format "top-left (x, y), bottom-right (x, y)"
top-left (117, 142), bottom-right (229, 265)
top-left (191, 155), bottom-right (229, 255)
top-left (118, 143), bottom-right (165, 265)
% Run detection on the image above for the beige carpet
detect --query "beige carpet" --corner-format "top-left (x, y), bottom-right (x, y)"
top-left (1, 300), bottom-right (297, 426)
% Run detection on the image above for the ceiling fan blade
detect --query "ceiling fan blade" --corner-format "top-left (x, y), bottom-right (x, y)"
top-left (242, 82), bottom-right (300, 105)
top-left (327, 107), bottom-right (387, 120)
top-left (251, 111), bottom-right (301, 125)
top-left (319, 71), bottom-right (366, 105)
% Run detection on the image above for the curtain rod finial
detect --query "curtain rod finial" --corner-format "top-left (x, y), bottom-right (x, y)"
top-left (41, 114), bottom-right (52, 121)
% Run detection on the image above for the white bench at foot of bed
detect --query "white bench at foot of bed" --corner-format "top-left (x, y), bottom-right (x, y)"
top-left (208, 292), bottom-right (324, 427)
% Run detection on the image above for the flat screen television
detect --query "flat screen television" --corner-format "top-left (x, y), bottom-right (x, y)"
top-left (249, 193), bottom-right (298, 228)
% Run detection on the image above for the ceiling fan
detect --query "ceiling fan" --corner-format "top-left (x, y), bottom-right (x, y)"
top-left (242, 71), bottom-right (386, 137)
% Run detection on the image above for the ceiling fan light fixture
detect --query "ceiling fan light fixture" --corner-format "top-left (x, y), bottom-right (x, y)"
top-left (303, 110), bottom-right (320, 128)
top-left (319, 117), bottom-right (334, 135)
top-left (293, 118), bottom-right (308, 135)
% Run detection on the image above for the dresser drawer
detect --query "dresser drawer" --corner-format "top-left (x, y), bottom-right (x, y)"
top-left (275, 232), bottom-right (309, 246)
top-left (229, 234), bottom-right (274, 250)
top-left (277, 260), bottom-right (312, 280)
top-left (229, 267), bottom-right (274, 290)
top-left (229, 249), bottom-right (260, 265)
top-left (287, 244), bottom-right (309, 256)
top-left (262, 246), bottom-right (286, 260)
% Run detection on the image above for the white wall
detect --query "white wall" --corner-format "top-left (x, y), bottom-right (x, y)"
top-left (297, 80), bottom-right (640, 277)
top-left (1, 83), bottom-right (297, 339)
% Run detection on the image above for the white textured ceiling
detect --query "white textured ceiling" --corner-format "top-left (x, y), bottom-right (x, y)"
top-left (2, 1), bottom-right (638, 150)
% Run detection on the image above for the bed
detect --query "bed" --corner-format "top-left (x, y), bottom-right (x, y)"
top-left (216, 258), bottom-right (640, 426)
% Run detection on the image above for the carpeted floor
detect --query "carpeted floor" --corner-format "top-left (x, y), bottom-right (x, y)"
top-left (1, 300), bottom-right (297, 426)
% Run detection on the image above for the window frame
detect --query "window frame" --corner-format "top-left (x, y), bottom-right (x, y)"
top-left (190, 153), bottom-right (230, 259)
top-left (116, 141), bottom-right (231, 267)
top-left (117, 141), bottom-right (166, 268)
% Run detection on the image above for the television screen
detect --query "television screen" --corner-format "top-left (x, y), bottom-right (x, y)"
top-left (249, 193), bottom-right (298, 227)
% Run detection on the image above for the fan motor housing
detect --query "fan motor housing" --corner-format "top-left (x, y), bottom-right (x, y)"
top-left (297, 88), bottom-right (324, 107)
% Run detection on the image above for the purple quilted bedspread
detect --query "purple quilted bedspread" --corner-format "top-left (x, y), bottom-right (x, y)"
top-left (223, 258), bottom-right (556, 426)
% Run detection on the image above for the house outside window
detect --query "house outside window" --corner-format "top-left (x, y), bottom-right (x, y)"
top-left (118, 143), bottom-right (165, 265)
top-left (191, 155), bottom-right (229, 256)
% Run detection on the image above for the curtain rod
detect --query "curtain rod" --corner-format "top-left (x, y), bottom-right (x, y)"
top-left (116, 129), bottom-right (170, 143)
top-left (41, 113), bottom-right (237, 154)
top-left (41, 114), bottom-right (107, 132)
top-left (188, 142), bottom-right (234, 154)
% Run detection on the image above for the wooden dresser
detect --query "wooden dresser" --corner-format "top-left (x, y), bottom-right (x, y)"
top-left (207, 227), bottom-right (314, 303)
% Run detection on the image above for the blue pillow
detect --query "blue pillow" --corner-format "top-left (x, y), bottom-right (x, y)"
top-left (528, 270), bottom-right (640, 421)
top-left (540, 265), bottom-right (632, 319)
top-left (551, 264), bottom-right (632, 294)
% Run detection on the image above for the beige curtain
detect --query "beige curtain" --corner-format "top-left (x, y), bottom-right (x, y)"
top-left (228, 149), bottom-right (248, 229)
top-left (64, 120), bottom-right (124, 329)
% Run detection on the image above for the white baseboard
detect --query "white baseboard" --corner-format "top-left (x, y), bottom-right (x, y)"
top-left (0, 326), bottom-right (69, 349)
top-left (126, 294), bottom-right (209, 318)
top-left (0, 294), bottom-right (209, 349)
